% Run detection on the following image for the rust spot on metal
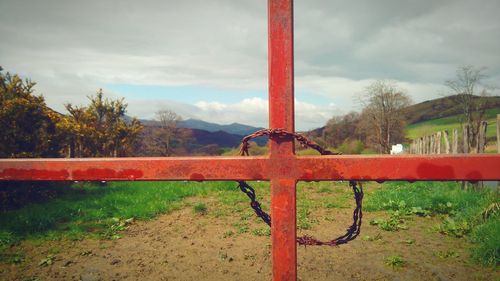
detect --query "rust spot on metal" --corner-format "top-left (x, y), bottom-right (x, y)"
top-left (189, 173), bottom-right (205, 181)
top-left (0, 168), bottom-right (69, 180)
top-left (417, 163), bottom-right (454, 179)
top-left (73, 169), bottom-right (143, 180)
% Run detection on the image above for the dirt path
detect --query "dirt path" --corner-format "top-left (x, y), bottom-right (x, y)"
top-left (1, 196), bottom-right (498, 281)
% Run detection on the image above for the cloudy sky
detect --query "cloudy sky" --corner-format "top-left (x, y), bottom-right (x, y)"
top-left (1, 0), bottom-right (499, 130)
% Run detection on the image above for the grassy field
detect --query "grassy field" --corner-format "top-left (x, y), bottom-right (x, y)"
top-left (0, 181), bottom-right (498, 267)
top-left (406, 108), bottom-right (500, 140)
top-left (366, 181), bottom-right (499, 266)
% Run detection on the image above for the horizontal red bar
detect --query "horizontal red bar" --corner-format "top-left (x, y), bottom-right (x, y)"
top-left (297, 154), bottom-right (500, 181)
top-left (0, 157), bottom-right (269, 181)
top-left (1, 154), bottom-right (500, 181)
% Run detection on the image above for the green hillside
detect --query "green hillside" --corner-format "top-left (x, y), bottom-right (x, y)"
top-left (406, 108), bottom-right (500, 141)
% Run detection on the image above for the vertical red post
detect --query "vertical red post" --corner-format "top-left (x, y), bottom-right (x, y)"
top-left (268, 0), bottom-right (296, 280)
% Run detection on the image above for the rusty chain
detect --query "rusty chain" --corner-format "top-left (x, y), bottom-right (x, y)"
top-left (237, 128), bottom-right (363, 247)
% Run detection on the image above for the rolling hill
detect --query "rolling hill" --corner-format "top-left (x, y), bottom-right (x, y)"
top-left (404, 95), bottom-right (500, 124)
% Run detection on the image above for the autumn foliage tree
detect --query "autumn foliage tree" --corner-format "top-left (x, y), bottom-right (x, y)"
top-left (63, 89), bottom-right (143, 157)
top-left (0, 67), bottom-right (63, 158)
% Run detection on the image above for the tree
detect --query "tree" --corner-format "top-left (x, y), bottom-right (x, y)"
top-left (64, 89), bottom-right (143, 157)
top-left (358, 81), bottom-right (412, 154)
top-left (0, 67), bottom-right (63, 158)
top-left (153, 109), bottom-right (182, 156)
top-left (445, 65), bottom-right (492, 152)
top-left (323, 111), bottom-right (362, 148)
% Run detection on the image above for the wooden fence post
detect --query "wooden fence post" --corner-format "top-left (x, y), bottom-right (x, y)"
top-left (497, 114), bottom-right (500, 153)
top-left (497, 114), bottom-right (500, 192)
top-left (443, 130), bottom-right (450, 154)
top-left (478, 121), bottom-right (487, 153)
top-left (430, 134), bottom-right (435, 154)
top-left (463, 125), bottom-right (469, 154)
top-left (436, 131), bottom-right (442, 154)
top-left (453, 129), bottom-right (458, 154)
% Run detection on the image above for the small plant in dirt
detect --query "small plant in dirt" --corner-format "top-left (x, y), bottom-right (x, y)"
top-left (438, 217), bottom-right (470, 238)
top-left (384, 255), bottom-right (406, 269)
top-left (0, 251), bottom-right (24, 264)
top-left (232, 222), bottom-right (249, 234)
top-left (402, 239), bottom-right (415, 245)
top-left (22, 277), bottom-right (41, 281)
top-left (101, 217), bottom-right (134, 240)
top-left (362, 233), bottom-right (382, 242)
top-left (481, 202), bottom-right (500, 219)
top-left (38, 254), bottom-right (55, 267)
top-left (222, 230), bottom-right (234, 238)
top-left (193, 203), bottom-right (208, 214)
top-left (252, 228), bottom-right (271, 237)
top-left (318, 187), bottom-right (332, 193)
top-left (0, 231), bottom-right (17, 251)
top-left (370, 212), bottom-right (408, 232)
top-left (433, 250), bottom-right (459, 259)
top-left (80, 250), bottom-right (93, 256)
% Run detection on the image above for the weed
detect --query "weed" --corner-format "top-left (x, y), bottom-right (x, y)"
top-left (370, 212), bottom-right (407, 232)
top-left (0, 251), bottom-right (24, 264)
top-left (232, 222), bottom-right (249, 234)
top-left (100, 217), bottom-right (134, 240)
top-left (318, 187), bottom-right (332, 193)
top-left (362, 233), bottom-right (382, 242)
top-left (402, 239), bottom-right (415, 245)
top-left (481, 202), bottom-right (500, 220)
top-left (470, 218), bottom-right (500, 266)
top-left (439, 217), bottom-right (470, 237)
top-left (251, 228), bottom-right (271, 237)
top-left (433, 250), bottom-right (459, 259)
top-left (22, 277), bottom-right (41, 281)
top-left (0, 231), bottom-right (17, 251)
top-left (80, 250), bottom-right (93, 256)
top-left (366, 181), bottom-right (499, 266)
top-left (384, 255), bottom-right (406, 268)
top-left (222, 230), bottom-right (234, 238)
top-left (38, 254), bottom-right (55, 267)
top-left (193, 203), bottom-right (208, 214)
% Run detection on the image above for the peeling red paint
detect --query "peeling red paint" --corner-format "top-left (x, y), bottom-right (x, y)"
top-left (0, 168), bottom-right (69, 180)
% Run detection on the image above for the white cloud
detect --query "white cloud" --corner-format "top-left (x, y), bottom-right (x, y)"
top-left (1, 0), bottom-right (500, 129)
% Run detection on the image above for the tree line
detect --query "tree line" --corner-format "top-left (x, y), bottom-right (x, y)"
top-left (0, 67), bottom-right (142, 158)
top-left (0, 67), bottom-right (218, 158)
top-left (1, 65), bottom-right (492, 158)
top-left (315, 65), bottom-right (492, 154)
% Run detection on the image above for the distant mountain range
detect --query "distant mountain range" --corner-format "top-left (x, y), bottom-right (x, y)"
top-left (138, 118), bottom-right (266, 148)
top-left (137, 95), bottom-right (500, 149)
top-left (177, 119), bottom-right (264, 136)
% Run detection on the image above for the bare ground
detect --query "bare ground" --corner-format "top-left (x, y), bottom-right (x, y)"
top-left (1, 195), bottom-right (499, 281)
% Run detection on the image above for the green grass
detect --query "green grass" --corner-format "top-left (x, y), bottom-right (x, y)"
top-left (384, 255), bottom-right (406, 268)
top-left (193, 202), bottom-right (208, 214)
top-left (366, 181), bottom-right (500, 266)
top-left (0, 181), bottom-right (238, 249)
top-left (406, 108), bottom-right (500, 140)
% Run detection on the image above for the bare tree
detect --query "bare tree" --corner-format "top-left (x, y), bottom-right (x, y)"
top-left (445, 65), bottom-right (492, 152)
top-left (358, 81), bottom-right (412, 154)
top-left (155, 109), bottom-right (182, 156)
top-left (323, 111), bottom-right (362, 148)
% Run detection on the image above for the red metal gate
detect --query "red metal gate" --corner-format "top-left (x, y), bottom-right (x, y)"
top-left (1, 1), bottom-right (500, 280)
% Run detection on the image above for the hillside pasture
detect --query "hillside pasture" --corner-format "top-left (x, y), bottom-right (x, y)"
top-left (406, 108), bottom-right (500, 144)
